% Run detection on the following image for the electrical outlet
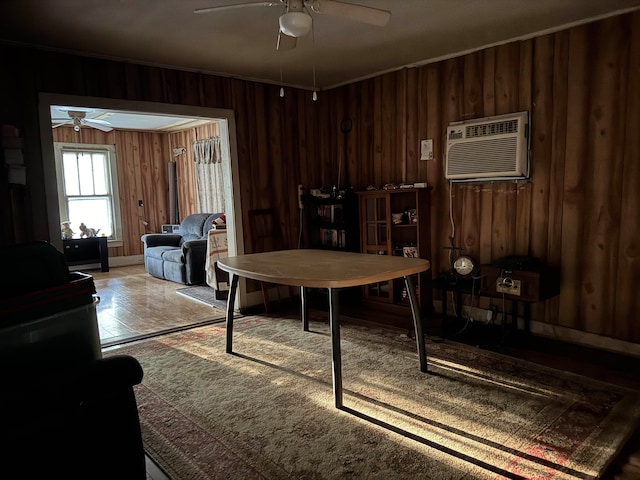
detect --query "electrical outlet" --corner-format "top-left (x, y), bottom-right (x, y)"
top-left (297, 184), bottom-right (304, 209)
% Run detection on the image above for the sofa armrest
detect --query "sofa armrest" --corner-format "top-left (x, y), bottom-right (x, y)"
top-left (141, 233), bottom-right (181, 248)
top-left (182, 238), bottom-right (207, 251)
top-left (2, 355), bottom-right (146, 479)
top-left (182, 239), bottom-right (208, 284)
top-left (1, 355), bottom-right (143, 405)
top-left (182, 239), bottom-right (208, 264)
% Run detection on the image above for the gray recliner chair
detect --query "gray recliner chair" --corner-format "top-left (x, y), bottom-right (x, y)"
top-left (141, 212), bottom-right (224, 285)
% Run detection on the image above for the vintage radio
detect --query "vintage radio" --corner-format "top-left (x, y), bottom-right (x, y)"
top-left (482, 257), bottom-right (560, 303)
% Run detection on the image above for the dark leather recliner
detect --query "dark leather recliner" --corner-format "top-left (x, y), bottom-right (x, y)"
top-left (0, 241), bottom-right (146, 479)
top-left (141, 212), bottom-right (224, 285)
top-left (2, 355), bottom-right (146, 479)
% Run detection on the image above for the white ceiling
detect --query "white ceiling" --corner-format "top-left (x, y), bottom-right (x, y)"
top-left (2, 0), bottom-right (640, 91)
top-left (50, 105), bottom-right (214, 132)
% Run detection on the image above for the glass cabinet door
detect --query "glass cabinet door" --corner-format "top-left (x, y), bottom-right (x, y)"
top-left (360, 194), bottom-right (391, 302)
top-left (362, 195), bottom-right (389, 255)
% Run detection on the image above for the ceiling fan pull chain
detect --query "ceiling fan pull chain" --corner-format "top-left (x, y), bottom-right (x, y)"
top-left (279, 66), bottom-right (285, 98)
top-left (312, 24), bottom-right (317, 101)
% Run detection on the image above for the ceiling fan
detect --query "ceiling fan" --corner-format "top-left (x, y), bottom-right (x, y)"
top-left (194, 0), bottom-right (391, 51)
top-left (52, 110), bottom-right (113, 132)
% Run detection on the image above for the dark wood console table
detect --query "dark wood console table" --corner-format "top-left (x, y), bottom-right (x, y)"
top-left (434, 264), bottom-right (560, 343)
top-left (63, 237), bottom-right (109, 272)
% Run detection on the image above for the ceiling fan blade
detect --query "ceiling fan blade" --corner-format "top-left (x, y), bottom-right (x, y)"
top-left (309, 0), bottom-right (391, 26)
top-left (52, 121), bottom-right (70, 129)
top-left (194, 1), bottom-right (279, 14)
top-left (276, 30), bottom-right (297, 51)
top-left (84, 118), bottom-right (111, 125)
top-left (85, 120), bottom-right (113, 132)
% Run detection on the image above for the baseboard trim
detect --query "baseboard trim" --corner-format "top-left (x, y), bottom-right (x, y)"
top-left (531, 321), bottom-right (640, 359)
top-left (109, 255), bottom-right (144, 267)
top-left (434, 299), bottom-right (640, 359)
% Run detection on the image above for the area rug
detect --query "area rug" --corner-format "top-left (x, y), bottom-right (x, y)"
top-left (109, 313), bottom-right (640, 480)
top-left (176, 285), bottom-right (229, 310)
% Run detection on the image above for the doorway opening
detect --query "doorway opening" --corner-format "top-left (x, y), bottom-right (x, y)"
top-left (38, 93), bottom-right (246, 345)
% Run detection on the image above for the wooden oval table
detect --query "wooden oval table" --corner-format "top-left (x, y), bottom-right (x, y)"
top-left (217, 249), bottom-right (430, 409)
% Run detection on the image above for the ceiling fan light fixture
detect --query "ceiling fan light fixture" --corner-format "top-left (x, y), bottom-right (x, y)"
top-left (279, 11), bottom-right (312, 37)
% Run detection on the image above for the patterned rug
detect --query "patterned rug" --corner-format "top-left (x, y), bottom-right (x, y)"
top-left (176, 285), bottom-right (229, 310)
top-left (109, 313), bottom-right (640, 479)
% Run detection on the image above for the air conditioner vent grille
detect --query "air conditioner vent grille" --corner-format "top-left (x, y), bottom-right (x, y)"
top-left (445, 111), bottom-right (529, 181)
top-left (447, 138), bottom-right (518, 176)
top-left (465, 119), bottom-right (519, 139)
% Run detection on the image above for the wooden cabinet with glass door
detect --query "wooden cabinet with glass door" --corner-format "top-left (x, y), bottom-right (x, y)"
top-left (356, 188), bottom-right (432, 320)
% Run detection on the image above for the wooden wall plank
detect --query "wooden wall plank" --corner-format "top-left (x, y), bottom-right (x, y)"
top-left (559, 25), bottom-right (590, 330)
top-left (615, 11), bottom-right (640, 340)
top-left (544, 31), bottom-right (570, 323)
top-left (582, 17), bottom-right (629, 335)
top-left (530, 34), bottom-right (554, 261)
top-left (405, 68), bottom-right (419, 183)
top-left (440, 57), bottom-right (463, 272)
top-left (425, 65), bottom-right (444, 274)
top-left (514, 40), bottom-right (534, 256)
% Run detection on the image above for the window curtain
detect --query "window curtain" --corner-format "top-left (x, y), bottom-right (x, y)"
top-left (193, 136), bottom-right (226, 214)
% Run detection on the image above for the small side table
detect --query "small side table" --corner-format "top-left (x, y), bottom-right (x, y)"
top-left (433, 273), bottom-right (530, 343)
top-left (63, 237), bottom-right (109, 272)
top-left (205, 228), bottom-right (229, 299)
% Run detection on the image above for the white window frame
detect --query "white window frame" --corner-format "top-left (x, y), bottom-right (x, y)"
top-left (53, 142), bottom-right (123, 246)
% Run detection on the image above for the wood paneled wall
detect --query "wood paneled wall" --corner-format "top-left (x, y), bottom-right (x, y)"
top-left (51, 122), bottom-right (220, 257)
top-left (1, 12), bottom-right (639, 343)
top-left (325, 15), bottom-right (640, 343)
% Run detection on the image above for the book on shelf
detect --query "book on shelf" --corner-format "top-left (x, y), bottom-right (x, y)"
top-left (319, 228), bottom-right (346, 248)
top-left (317, 204), bottom-right (343, 223)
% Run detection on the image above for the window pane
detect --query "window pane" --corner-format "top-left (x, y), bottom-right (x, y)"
top-left (78, 153), bottom-right (94, 195)
top-left (62, 153), bottom-right (79, 195)
top-left (92, 153), bottom-right (107, 194)
top-left (68, 197), bottom-right (112, 238)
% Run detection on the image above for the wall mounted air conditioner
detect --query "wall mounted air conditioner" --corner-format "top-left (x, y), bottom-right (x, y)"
top-left (445, 111), bottom-right (530, 182)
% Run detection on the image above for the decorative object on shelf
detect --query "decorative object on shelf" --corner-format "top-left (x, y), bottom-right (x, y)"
top-left (391, 213), bottom-right (404, 225)
top-left (400, 284), bottom-right (420, 304)
top-left (78, 222), bottom-right (100, 238)
top-left (402, 246), bottom-right (418, 258)
top-left (453, 255), bottom-right (477, 277)
top-left (61, 221), bottom-right (74, 240)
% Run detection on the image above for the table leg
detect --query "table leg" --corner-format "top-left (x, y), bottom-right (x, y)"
top-left (405, 275), bottom-right (427, 373)
top-left (300, 286), bottom-right (309, 331)
top-left (225, 274), bottom-right (239, 354)
top-left (441, 285), bottom-right (448, 337)
top-left (328, 288), bottom-right (343, 408)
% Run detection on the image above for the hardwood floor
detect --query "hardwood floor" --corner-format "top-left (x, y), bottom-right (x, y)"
top-left (86, 265), bottom-right (640, 479)
top-left (89, 264), bottom-right (227, 346)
